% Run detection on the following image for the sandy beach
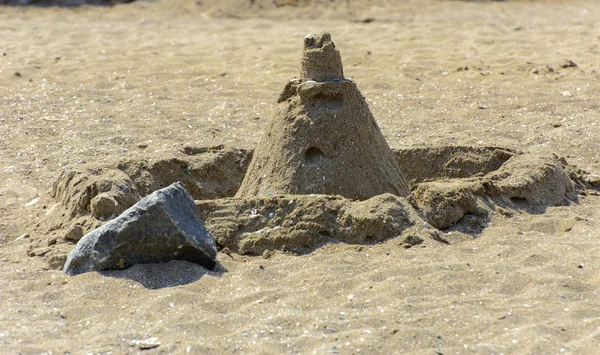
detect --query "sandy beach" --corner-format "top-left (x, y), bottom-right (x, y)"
top-left (1, 0), bottom-right (600, 353)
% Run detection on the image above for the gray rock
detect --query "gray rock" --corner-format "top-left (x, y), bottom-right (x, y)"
top-left (63, 182), bottom-right (216, 276)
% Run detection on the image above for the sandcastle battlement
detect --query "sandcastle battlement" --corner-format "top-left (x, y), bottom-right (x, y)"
top-left (301, 32), bottom-right (344, 82)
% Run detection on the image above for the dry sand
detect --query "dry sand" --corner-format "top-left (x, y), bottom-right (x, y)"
top-left (1, 0), bottom-right (600, 353)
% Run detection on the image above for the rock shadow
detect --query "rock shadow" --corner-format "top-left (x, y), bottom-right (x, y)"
top-left (99, 259), bottom-right (227, 290)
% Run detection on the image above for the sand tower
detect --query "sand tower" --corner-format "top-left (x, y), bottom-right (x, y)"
top-left (235, 32), bottom-right (410, 200)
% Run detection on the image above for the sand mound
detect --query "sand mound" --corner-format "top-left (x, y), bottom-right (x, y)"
top-left (118, 145), bottom-right (252, 200)
top-left (51, 168), bottom-right (139, 221)
top-left (236, 33), bottom-right (409, 200)
top-left (26, 146), bottom-right (251, 269)
top-left (394, 146), bottom-right (514, 187)
top-left (198, 193), bottom-right (427, 256)
top-left (43, 145), bottom-right (250, 225)
top-left (411, 153), bottom-right (580, 230)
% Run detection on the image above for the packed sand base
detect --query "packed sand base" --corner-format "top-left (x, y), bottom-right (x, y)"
top-left (2, 0), bottom-right (600, 353)
top-left (24, 144), bottom-right (589, 268)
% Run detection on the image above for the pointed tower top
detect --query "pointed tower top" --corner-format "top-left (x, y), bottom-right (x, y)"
top-left (301, 32), bottom-right (344, 82)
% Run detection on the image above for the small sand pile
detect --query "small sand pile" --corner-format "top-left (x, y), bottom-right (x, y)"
top-left (25, 146), bottom-right (251, 269)
top-left (410, 153), bottom-right (580, 230)
top-left (198, 194), bottom-right (427, 256)
top-left (236, 32), bottom-right (409, 200)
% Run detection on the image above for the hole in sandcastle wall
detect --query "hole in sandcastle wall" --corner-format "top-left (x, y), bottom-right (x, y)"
top-left (510, 197), bottom-right (529, 208)
top-left (305, 146), bottom-right (326, 165)
top-left (319, 230), bottom-right (332, 238)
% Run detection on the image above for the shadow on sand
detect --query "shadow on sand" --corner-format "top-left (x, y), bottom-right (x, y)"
top-left (99, 259), bottom-right (227, 290)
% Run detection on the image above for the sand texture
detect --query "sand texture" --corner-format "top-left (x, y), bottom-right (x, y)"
top-left (2, 0), bottom-right (600, 353)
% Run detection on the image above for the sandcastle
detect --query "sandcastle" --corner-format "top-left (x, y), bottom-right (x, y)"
top-left (24, 32), bottom-right (594, 272)
top-left (236, 32), bottom-right (410, 200)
